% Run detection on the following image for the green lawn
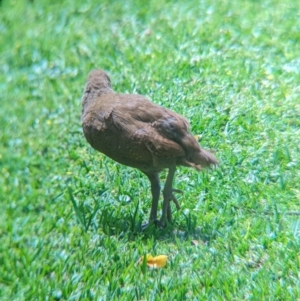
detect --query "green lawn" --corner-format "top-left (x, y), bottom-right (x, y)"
top-left (1, 0), bottom-right (299, 300)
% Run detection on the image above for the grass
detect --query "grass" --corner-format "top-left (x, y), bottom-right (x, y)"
top-left (0, 0), bottom-right (299, 300)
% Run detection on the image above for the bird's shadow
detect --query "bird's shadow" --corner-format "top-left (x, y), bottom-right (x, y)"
top-left (93, 206), bottom-right (214, 245)
top-left (68, 187), bottom-right (215, 244)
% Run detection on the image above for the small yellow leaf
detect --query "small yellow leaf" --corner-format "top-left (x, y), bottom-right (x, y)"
top-left (139, 254), bottom-right (168, 269)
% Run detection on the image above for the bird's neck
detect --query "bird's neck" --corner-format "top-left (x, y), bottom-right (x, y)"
top-left (82, 87), bottom-right (114, 113)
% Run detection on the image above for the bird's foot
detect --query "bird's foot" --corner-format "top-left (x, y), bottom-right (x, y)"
top-left (160, 188), bottom-right (182, 225)
top-left (170, 189), bottom-right (182, 210)
top-left (141, 219), bottom-right (162, 231)
top-left (163, 188), bottom-right (182, 211)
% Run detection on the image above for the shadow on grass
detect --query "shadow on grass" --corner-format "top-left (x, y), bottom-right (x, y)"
top-left (68, 186), bottom-right (216, 243)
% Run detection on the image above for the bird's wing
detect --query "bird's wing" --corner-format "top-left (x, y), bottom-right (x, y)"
top-left (109, 95), bottom-right (187, 159)
top-left (120, 96), bottom-right (217, 167)
top-left (132, 101), bottom-right (201, 155)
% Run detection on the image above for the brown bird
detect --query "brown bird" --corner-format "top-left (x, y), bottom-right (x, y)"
top-left (81, 70), bottom-right (218, 226)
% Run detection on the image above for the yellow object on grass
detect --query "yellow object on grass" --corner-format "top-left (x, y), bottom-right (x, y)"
top-left (139, 254), bottom-right (168, 268)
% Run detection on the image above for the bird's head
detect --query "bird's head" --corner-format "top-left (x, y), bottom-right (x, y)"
top-left (85, 69), bottom-right (112, 92)
top-left (82, 69), bottom-right (113, 107)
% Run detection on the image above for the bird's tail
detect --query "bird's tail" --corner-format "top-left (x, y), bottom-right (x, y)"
top-left (198, 148), bottom-right (218, 167)
top-left (183, 148), bottom-right (218, 170)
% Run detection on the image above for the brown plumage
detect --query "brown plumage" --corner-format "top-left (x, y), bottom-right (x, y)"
top-left (81, 70), bottom-right (218, 226)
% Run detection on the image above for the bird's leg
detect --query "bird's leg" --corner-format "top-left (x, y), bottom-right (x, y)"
top-left (167, 202), bottom-right (172, 223)
top-left (143, 172), bottom-right (160, 224)
top-left (161, 165), bottom-right (181, 225)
